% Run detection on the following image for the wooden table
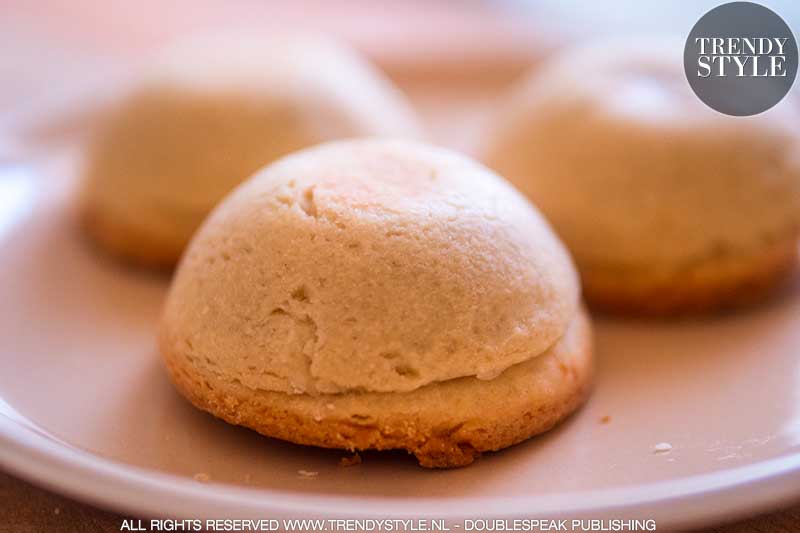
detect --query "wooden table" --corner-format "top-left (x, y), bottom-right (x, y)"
top-left (2, 470), bottom-right (799, 532)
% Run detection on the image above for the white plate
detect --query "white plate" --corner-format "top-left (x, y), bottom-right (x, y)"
top-left (1, 151), bottom-right (800, 530)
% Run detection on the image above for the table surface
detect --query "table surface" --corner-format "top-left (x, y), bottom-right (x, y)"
top-left (1, 470), bottom-right (799, 533)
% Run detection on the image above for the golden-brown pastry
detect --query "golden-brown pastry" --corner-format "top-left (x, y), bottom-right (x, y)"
top-left (81, 36), bottom-right (422, 267)
top-left (160, 139), bottom-right (592, 467)
top-left (483, 39), bottom-right (800, 315)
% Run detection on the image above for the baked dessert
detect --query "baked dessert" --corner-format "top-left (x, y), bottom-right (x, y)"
top-left (483, 40), bottom-right (800, 315)
top-left (160, 139), bottom-right (592, 468)
top-left (81, 36), bottom-right (421, 267)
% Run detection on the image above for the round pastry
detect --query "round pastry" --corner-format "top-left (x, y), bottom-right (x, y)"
top-left (483, 40), bottom-right (800, 315)
top-left (160, 139), bottom-right (592, 468)
top-left (81, 36), bottom-right (422, 267)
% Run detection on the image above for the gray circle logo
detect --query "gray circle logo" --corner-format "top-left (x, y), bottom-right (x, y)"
top-left (684, 1), bottom-right (798, 116)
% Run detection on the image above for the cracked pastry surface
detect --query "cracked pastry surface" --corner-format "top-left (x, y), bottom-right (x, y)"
top-left (80, 36), bottom-right (421, 268)
top-left (483, 39), bottom-right (800, 314)
top-left (160, 139), bottom-right (590, 467)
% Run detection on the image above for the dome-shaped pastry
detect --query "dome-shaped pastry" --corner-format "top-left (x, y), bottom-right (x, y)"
top-left (483, 39), bottom-right (800, 314)
top-left (160, 139), bottom-right (592, 467)
top-left (81, 36), bottom-right (422, 267)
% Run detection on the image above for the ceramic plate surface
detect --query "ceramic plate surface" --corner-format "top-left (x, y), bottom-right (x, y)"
top-left (1, 141), bottom-right (800, 530)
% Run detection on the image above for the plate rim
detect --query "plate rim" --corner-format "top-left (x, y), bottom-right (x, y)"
top-left (2, 412), bottom-right (800, 529)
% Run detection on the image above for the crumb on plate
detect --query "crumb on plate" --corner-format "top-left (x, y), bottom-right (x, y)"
top-left (340, 453), bottom-right (362, 467)
top-left (653, 442), bottom-right (673, 454)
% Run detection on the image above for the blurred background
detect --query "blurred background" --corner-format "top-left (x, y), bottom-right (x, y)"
top-left (2, 0), bottom-right (799, 159)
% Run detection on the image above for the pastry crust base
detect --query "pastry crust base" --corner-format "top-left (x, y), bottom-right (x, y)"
top-left (582, 236), bottom-right (799, 316)
top-left (80, 203), bottom-right (182, 270)
top-left (161, 310), bottom-right (593, 468)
